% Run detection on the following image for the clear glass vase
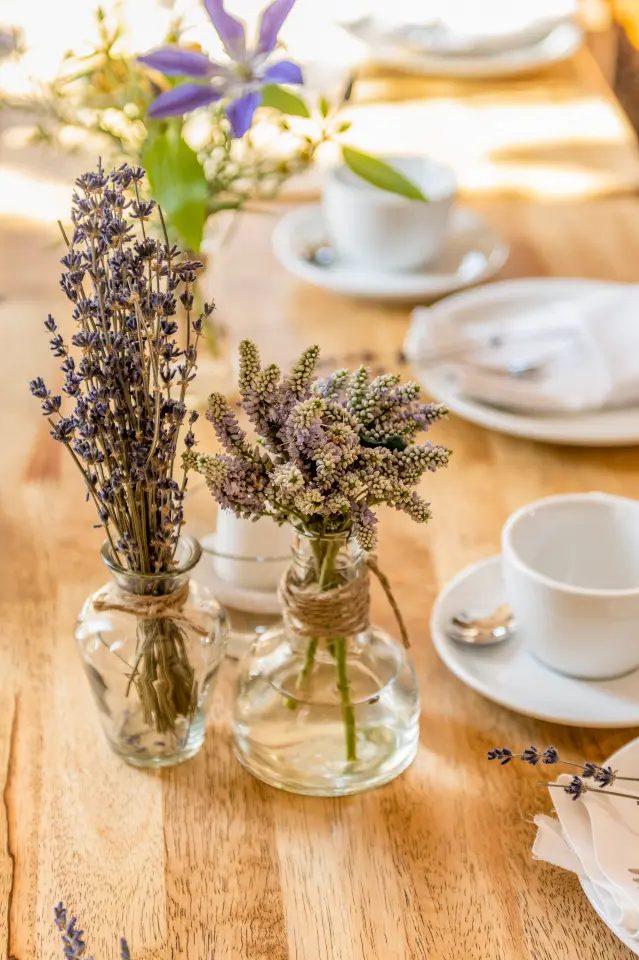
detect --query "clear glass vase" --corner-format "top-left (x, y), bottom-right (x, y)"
top-left (76, 537), bottom-right (227, 767)
top-left (233, 533), bottom-right (420, 796)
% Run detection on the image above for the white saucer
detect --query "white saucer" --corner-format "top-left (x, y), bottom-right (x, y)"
top-left (581, 736), bottom-right (639, 956)
top-left (271, 204), bottom-right (508, 302)
top-left (405, 278), bottom-right (639, 446)
top-left (342, 20), bottom-right (583, 78)
top-left (430, 555), bottom-right (639, 727)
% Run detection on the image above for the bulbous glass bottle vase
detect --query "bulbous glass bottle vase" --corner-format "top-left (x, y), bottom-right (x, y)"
top-left (233, 532), bottom-right (420, 796)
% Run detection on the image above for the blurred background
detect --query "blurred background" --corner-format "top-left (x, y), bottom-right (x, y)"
top-left (3, 0), bottom-right (639, 330)
top-left (2, 0), bottom-right (639, 221)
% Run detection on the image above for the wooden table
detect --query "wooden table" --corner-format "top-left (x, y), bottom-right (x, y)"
top-left (3, 57), bottom-right (639, 960)
top-left (283, 34), bottom-right (639, 202)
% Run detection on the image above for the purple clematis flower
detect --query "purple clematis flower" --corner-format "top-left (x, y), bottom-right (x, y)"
top-left (139, 0), bottom-right (302, 138)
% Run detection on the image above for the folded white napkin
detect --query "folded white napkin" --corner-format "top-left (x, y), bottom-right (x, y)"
top-left (408, 286), bottom-right (639, 415)
top-left (533, 774), bottom-right (639, 939)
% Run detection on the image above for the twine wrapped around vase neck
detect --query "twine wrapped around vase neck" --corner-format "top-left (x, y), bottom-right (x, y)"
top-left (93, 579), bottom-right (210, 637)
top-left (279, 555), bottom-right (410, 648)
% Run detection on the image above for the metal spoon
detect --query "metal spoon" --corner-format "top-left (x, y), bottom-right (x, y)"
top-left (300, 242), bottom-right (336, 268)
top-left (465, 357), bottom-right (545, 380)
top-left (446, 604), bottom-right (516, 646)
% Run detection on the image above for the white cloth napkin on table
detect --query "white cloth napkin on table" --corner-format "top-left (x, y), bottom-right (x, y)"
top-left (533, 774), bottom-right (639, 940)
top-left (407, 286), bottom-right (639, 415)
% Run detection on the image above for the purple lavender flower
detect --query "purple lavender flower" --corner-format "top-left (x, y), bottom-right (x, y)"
top-left (594, 765), bottom-right (617, 788)
top-left (520, 745), bottom-right (541, 766)
top-left (53, 904), bottom-right (89, 960)
top-left (53, 902), bottom-right (67, 930)
top-left (565, 776), bottom-right (587, 801)
top-left (54, 903), bottom-right (131, 959)
top-left (581, 761), bottom-right (617, 787)
top-left (29, 377), bottom-right (49, 399)
top-left (487, 748), bottom-right (513, 765)
top-left (139, 0), bottom-right (302, 137)
top-left (50, 417), bottom-right (76, 442)
top-left (487, 744), bottom-right (639, 803)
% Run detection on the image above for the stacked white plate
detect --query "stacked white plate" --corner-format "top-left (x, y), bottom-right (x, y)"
top-left (341, 1), bottom-right (583, 78)
top-left (404, 278), bottom-right (639, 447)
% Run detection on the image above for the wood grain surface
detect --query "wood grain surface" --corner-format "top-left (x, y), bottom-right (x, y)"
top-left (282, 43), bottom-right (639, 202)
top-left (3, 57), bottom-right (639, 960)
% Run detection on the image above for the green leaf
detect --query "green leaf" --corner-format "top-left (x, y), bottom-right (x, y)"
top-left (336, 120), bottom-right (352, 134)
top-left (142, 128), bottom-right (208, 252)
top-left (341, 147), bottom-right (428, 202)
top-left (319, 95), bottom-right (330, 118)
top-left (261, 83), bottom-right (311, 118)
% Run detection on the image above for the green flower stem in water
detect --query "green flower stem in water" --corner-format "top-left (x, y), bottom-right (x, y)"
top-left (286, 536), bottom-right (358, 762)
top-left (297, 636), bottom-right (319, 689)
top-left (295, 536), bottom-right (340, 687)
top-left (334, 634), bottom-right (357, 762)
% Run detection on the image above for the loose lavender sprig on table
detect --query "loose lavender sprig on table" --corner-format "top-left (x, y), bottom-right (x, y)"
top-left (186, 341), bottom-right (450, 758)
top-left (55, 903), bottom-right (130, 959)
top-left (30, 162), bottom-right (210, 738)
top-left (488, 745), bottom-right (639, 803)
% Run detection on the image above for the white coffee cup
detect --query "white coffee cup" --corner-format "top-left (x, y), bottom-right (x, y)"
top-left (213, 510), bottom-right (290, 592)
top-left (322, 156), bottom-right (456, 272)
top-left (502, 492), bottom-right (639, 680)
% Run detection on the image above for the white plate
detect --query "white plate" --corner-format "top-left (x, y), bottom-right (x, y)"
top-left (581, 737), bottom-right (639, 956)
top-left (430, 554), bottom-right (639, 727)
top-left (271, 204), bottom-right (508, 302)
top-left (343, 20), bottom-right (583, 78)
top-left (405, 277), bottom-right (639, 446)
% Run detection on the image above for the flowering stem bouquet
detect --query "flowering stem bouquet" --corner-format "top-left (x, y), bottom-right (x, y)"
top-left (186, 341), bottom-right (450, 758)
top-left (4, 1), bottom-right (312, 253)
top-left (6, 0), bottom-right (429, 256)
top-left (30, 162), bottom-right (209, 739)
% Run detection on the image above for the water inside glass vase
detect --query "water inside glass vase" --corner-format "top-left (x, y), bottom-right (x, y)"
top-left (76, 537), bottom-right (227, 767)
top-left (233, 533), bottom-right (420, 796)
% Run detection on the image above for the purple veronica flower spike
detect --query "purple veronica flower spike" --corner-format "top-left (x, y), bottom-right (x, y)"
top-left (139, 0), bottom-right (302, 138)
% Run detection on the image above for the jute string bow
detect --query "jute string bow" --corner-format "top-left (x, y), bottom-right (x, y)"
top-left (279, 555), bottom-right (410, 648)
top-left (93, 580), bottom-right (210, 637)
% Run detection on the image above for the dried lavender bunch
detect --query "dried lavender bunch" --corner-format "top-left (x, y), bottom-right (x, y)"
top-left (488, 745), bottom-right (639, 803)
top-left (54, 903), bottom-right (130, 959)
top-left (185, 340), bottom-right (450, 548)
top-left (30, 162), bottom-right (210, 737)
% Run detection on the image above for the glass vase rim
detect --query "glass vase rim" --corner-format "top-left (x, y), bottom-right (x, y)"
top-left (100, 536), bottom-right (203, 578)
